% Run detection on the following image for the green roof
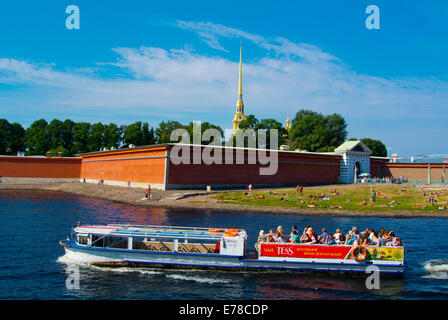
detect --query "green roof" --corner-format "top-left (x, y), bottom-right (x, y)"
top-left (334, 140), bottom-right (371, 153)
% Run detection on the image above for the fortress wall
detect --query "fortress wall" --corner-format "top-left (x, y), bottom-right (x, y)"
top-left (0, 156), bottom-right (81, 182)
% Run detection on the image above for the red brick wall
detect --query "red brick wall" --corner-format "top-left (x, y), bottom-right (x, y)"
top-left (382, 163), bottom-right (447, 180)
top-left (0, 156), bottom-right (81, 178)
top-left (80, 146), bottom-right (167, 185)
top-left (167, 146), bottom-right (341, 187)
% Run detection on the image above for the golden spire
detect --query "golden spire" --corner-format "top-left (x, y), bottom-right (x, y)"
top-left (236, 43), bottom-right (244, 112)
top-left (286, 114), bottom-right (291, 131)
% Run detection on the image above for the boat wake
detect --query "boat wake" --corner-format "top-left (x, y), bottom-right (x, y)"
top-left (166, 273), bottom-right (231, 284)
top-left (57, 254), bottom-right (231, 284)
top-left (422, 259), bottom-right (448, 280)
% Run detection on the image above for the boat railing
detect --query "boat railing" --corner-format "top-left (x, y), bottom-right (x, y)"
top-left (106, 224), bottom-right (229, 233)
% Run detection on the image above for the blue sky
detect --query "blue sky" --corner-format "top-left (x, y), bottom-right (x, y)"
top-left (0, 0), bottom-right (447, 157)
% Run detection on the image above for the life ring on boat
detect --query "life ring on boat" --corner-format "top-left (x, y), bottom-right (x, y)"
top-left (350, 245), bottom-right (368, 262)
top-left (223, 231), bottom-right (236, 237)
top-left (208, 228), bottom-right (223, 233)
top-left (225, 229), bottom-right (240, 233)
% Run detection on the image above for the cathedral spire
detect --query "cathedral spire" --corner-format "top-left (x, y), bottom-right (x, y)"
top-left (232, 43), bottom-right (246, 133)
top-left (236, 43), bottom-right (244, 113)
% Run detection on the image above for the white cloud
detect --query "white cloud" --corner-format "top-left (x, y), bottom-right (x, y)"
top-left (0, 21), bottom-right (447, 155)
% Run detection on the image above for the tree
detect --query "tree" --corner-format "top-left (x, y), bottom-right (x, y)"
top-left (103, 123), bottom-right (122, 149)
top-left (289, 109), bottom-right (347, 152)
top-left (155, 121), bottom-right (186, 144)
top-left (47, 119), bottom-right (65, 151)
top-left (325, 113), bottom-right (347, 149)
top-left (361, 138), bottom-right (387, 157)
top-left (88, 122), bottom-right (105, 152)
top-left (72, 122), bottom-right (91, 154)
top-left (238, 114), bottom-right (259, 130)
top-left (185, 121), bottom-right (224, 144)
top-left (123, 121), bottom-right (155, 147)
top-left (8, 122), bottom-right (25, 155)
top-left (0, 119), bottom-right (10, 154)
top-left (25, 119), bottom-right (50, 155)
top-left (289, 110), bottom-right (329, 152)
top-left (255, 118), bottom-right (287, 149)
top-left (62, 119), bottom-right (75, 154)
top-left (0, 119), bottom-right (25, 155)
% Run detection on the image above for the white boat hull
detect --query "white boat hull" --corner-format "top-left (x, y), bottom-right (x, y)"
top-left (63, 246), bottom-right (406, 275)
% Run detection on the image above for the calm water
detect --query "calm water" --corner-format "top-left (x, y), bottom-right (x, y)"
top-left (1, 190), bottom-right (447, 300)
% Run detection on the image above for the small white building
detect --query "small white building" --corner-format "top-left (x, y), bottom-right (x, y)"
top-left (334, 140), bottom-right (372, 183)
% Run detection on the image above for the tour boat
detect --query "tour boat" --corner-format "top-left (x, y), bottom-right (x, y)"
top-left (59, 224), bottom-right (406, 275)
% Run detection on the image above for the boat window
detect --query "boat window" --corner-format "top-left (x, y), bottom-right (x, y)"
top-left (104, 236), bottom-right (128, 249)
top-left (77, 234), bottom-right (89, 246)
top-left (91, 234), bottom-right (104, 247)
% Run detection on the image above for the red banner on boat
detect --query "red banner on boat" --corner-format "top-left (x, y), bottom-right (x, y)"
top-left (259, 243), bottom-right (352, 259)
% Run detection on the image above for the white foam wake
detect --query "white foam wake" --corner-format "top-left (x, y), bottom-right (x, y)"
top-left (166, 274), bottom-right (231, 284)
top-left (422, 259), bottom-right (448, 279)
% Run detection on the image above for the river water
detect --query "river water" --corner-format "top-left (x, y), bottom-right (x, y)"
top-left (1, 190), bottom-right (447, 300)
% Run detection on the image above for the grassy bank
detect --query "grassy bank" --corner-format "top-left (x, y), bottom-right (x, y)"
top-left (209, 185), bottom-right (448, 213)
top-left (1, 182), bottom-right (448, 217)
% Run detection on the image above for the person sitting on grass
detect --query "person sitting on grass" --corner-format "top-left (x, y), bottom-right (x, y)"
top-left (359, 199), bottom-right (367, 205)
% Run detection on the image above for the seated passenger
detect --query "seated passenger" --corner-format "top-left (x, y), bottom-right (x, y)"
top-left (345, 231), bottom-right (354, 245)
top-left (306, 228), bottom-right (318, 244)
top-left (290, 230), bottom-right (300, 243)
top-left (318, 227), bottom-right (328, 244)
top-left (289, 225), bottom-right (298, 240)
top-left (255, 230), bottom-right (267, 252)
top-left (276, 231), bottom-right (285, 243)
top-left (334, 228), bottom-right (343, 244)
top-left (325, 233), bottom-right (335, 245)
top-left (267, 229), bottom-right (275, 242)
top-left (393, 236), bottom-right (402, 246)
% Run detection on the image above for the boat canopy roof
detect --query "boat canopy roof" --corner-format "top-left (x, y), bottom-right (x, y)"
top-left (74, 224), bottom-right (246, 241)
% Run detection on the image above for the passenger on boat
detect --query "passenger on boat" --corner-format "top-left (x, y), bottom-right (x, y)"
top-left (289, 230), bottom-right (300, 243)
top-left (267, 229), bottom-right (275, 242)
top-left (255, 230), bottom-right (268, 252)
top-left (345, 231), bottom-right (354, 245)
top-left (318, 227), bottom-right (328, 244)
top-left (334, 228), bottom-right (344, 244)
top-left (304, 227), bottom-right (318, 244)
top-left (289, 225), bottom-right (298, 240)
top-left (325, 233), bottom-right (335, 245)
top-left (275, 226), bottom-right (285, 243)
top-left (276, 231), bottom-right (285, 243)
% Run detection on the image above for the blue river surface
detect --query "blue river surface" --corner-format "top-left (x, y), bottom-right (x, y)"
top-left (1, 190), bottom-right (448, 300)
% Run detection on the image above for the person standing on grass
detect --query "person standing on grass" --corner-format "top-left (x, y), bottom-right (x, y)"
top-left (296, 185), bottom-right (301, 198)
top-left (248, 184), bottom-right (253, 194)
